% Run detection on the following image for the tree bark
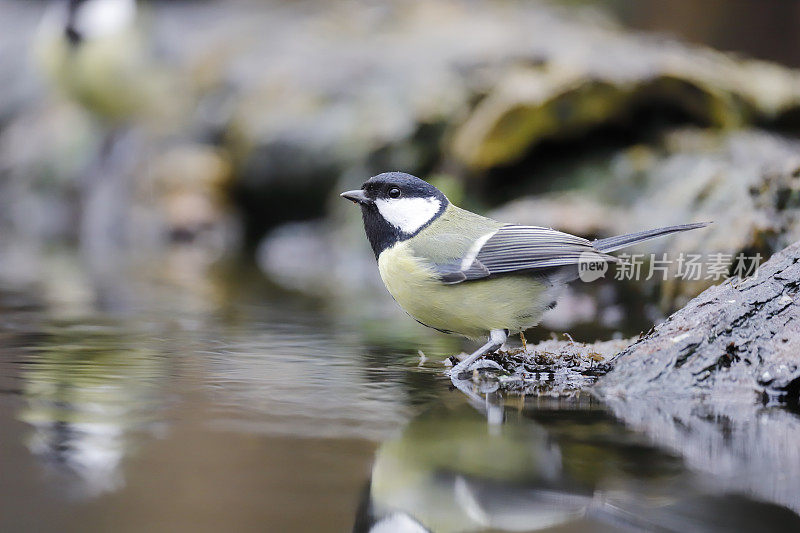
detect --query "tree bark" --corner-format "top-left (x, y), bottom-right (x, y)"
top-left (596, 240), bottom-right (800, 402)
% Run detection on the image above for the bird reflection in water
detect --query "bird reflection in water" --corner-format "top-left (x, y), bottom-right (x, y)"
top-left (355, 386), bottom-right (800, 532)
top-left (16, 329), bottom-right (164, 498)
top-left (355, 396), bottom-right (599, 533)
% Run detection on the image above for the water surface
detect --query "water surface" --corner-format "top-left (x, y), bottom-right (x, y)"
top-left (1, 259), bottom-right (799, 532)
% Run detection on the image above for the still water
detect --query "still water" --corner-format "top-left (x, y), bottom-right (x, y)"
top-left (1, 255), bottom-right (799, 532)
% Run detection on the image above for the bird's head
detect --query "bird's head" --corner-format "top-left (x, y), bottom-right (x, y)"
top-left (341, 172), bottom-right (448, 257)
top-left (60, 0), bottom-right (136, 47)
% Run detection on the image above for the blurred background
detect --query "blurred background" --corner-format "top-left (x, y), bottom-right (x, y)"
top-left (0, 0), bottom-right (800, 337)
top-left (2, 0), bottom-right (800, 334)
top-left (3, 1), bottom-right (800, 531)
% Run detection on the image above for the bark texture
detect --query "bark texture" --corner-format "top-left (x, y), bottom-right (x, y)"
top-left (596, 240), bottom-right (800, 401)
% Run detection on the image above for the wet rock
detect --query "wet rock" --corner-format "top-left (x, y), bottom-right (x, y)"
top-left (485, 238), bottom-right (800, 402)
top-left (483, 338), bottom-right (631, 397)
top-left (596, 239), bottom-right (800, 402)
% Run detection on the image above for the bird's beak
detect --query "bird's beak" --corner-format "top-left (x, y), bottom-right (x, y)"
top-left (340, 189), bottom-right (371, 205)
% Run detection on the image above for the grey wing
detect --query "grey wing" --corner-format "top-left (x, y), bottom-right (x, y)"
top-left (435, 225), bottom-right (615, 284)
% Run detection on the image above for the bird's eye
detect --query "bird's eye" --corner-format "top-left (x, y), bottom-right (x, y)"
top-left (388, 187), bottom-right (402, 199)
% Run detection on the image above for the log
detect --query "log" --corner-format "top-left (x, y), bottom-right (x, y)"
top-left (596, 240), bottom-right (800, 402)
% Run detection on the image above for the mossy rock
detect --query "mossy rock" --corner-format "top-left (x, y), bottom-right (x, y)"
top-left (451, 49), bottom-right (800, 170)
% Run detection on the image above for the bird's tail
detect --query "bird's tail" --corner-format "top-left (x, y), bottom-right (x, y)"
top-left (593, 222), bottom-right (710, 253)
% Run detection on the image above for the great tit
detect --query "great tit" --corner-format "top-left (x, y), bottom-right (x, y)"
top-left (35, 0), bottom-right (139, 122)
top-left (358, 403), bottom-right (592, 532)
top-left (341, 172), bottom-right (707, 377)
top-left (34, 0), bottom-right (179, 126)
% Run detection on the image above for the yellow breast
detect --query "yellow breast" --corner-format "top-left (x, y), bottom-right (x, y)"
top-left (378, 241), bottom-right (554, 339)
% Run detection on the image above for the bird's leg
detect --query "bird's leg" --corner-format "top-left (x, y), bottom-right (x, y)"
top-left (519, 331), bottom-right (528, 351)
top-left (450, 329), bottom-right (508, 378)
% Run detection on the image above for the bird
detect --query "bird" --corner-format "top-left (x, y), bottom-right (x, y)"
top-left (341, 172), bottom-right (708, 378)
top-left (356, 402), bottom-right (594, 532)
top-left (35, 0), bottom-right (149, 124)
top-left (33, 0), bottom-right (152, 296)
top-left (33, 0), bottom-right (185, 126)
top-left (31, 0), bottom-right (215, 313)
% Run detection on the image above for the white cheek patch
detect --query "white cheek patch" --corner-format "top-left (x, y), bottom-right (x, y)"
top-left (76, 0), bottom-right (136, 39)
top-left (375, 197), bottom-right (441, 235)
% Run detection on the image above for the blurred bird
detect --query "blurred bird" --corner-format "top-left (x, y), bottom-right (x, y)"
top-left (33, 0), bottom-right (178, 125)
top-left (355, 403), bottom-right (616, 533)
top-left (355, 401), bottom-right (771, 533)
top-left (342, 172), bottom-right (708, 378)
top-left (32, 0), bottom-right (195, 307)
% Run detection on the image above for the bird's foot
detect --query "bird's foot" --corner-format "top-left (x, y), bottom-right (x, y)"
top-left (448, 357), bottom-right (504, 380)
top-left (469, 358), bottom-right (504, 372)
top-left (446, 329), bottom-right (508, 379)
